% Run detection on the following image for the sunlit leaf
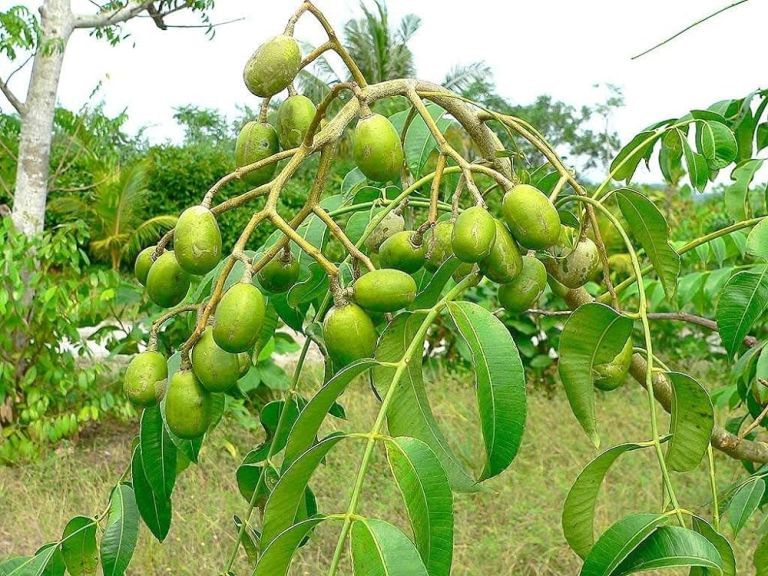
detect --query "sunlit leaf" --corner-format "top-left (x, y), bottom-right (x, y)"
top-left (253, 517), bottom-right (326, 576)
top-left (610, 131), bottom-right (658, 182)
top-left (696, 120), bottom-right (737, 170)
top-left (60, 516), bottom-right (98, 576)
top-left (580, 513), bottom-right (665, 576)
top-left (131, 446), bottom-right (172, 542)
top-left (755, 531), bottom-right (768, 576)
top-left (724, 159), bottom-right (763, 221)
top-left (746, 218), bottom-right (768, 261)
top-left (689, 516), bottom-right (735, 576)
top-left (139, 406), bottom-right (176, 501)
top-left (727, 477), bottom-right (765, 535)
top-left (351, 518), bottom-right (430, 576)
top-left (100, 484), bottom-right (139, 576)
top-left (716, 267), bottom-right (768, 357)
top-left (665, 372), bottom-right (714, 472)
top-left (615, 526), bottom-right (723, 574)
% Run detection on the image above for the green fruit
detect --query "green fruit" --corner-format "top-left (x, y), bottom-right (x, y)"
top-left (213, 283), bottom-right (266, 353)
top-left (364, 210), bottom-right (405, 252)
top-left (124, 351), bottom-right (167, 407)
top-left (549, 237), bottom-right (600, 289)
top-left (146, 251), bottom-right (190, 308)
top-left (235, 122), bottom-right (280, 186)
top-left (497, 256), bottom-right (547, 313)
top-left (165, 370), bottom-right (212, 439)
top-left (237, 352), bottom-right (252, 378)
top-left (323, 303), bottom-right (377, 367)
top-left (243, 35), bottom-right (301, 97)
top-left (379, 231), bottom-right (426, 273)
top-left (174, 206), bottom-right (222, 276)
top-left (451, 206), bottom-right (497, 263)
top-left (452, 262), bottom-right (475, 282)
top-left (502, 184), bottom-right (562, 249)
top-left (257, 253), bottom-right (300, 293)
top-left (277, 95), bottom-right (316, 148)
top-left (607, 253), bottom-right (634, 281)
top-left (594, 337), bottom-right (633, 391)
top-left (353, 269), bottom-right (417, 313)
top-left (191, 328), bottom-right (240, 393)
top-left (424, 221), bottom-right (454, 272)
top-left (353, 113), bottom-right (404, 182)
top-left (479, 220), bottom-right (522, 283)
top-left (134, 247), bottom-right (155, 287)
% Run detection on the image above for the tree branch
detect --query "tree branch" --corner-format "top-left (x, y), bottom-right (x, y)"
top-left (0, 76), bottom-right (26, 115)
top-left (73, 0), bottom-right (154, 29)
top-left (647, 311), bottom-right (759, 348)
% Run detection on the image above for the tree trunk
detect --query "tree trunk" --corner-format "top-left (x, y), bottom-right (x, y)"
top-left (11, 0), bottom-right (73, 236)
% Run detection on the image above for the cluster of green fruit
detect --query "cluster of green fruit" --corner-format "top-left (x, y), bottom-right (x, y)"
top-left (122, 33), bottom-right (631, 439)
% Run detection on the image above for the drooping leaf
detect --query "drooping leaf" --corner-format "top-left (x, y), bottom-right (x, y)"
top-left (716, 267), bottom-right (768, 356)
top-left (260, 435), bottom-right (346, 547)
top-left (580, 513), bottom-right (666, 576)
top-left (385, 437), bottom-right (453, 576)
top-left (746, 218), bottom-right (768, 261)
top-left (232, 515), bottom-right (260, 563)
top-left (99, 484), bottom-right (139, 576)
top-left (376, 313), bottom-right (476, 491)
top-left (615, 526), bottom-right (723, 574)
top-left (0, 544), bottom-right (58, 576)
top-left (755, 531), bottom-right (768, 576)
top-left (727, 477), bottom-right (765, 535)
top-left (610, 131), bottom-right (658, 182)
top-left (252, 517), bottom-right (326, 576)
top-left (724, 159), bottom-right (763, 221)
top-left (562, 442), bottom-right (651, 558)
top-left (351, 518), bottom-right (430, 576)
top-left (558, 303), bottom-right (634, 447)
top-left (283, 359), bottom-right (378, 469)
top-left (131, 446), bottom-right (172, 542)
top-left (696, 120), bottom-right (738, 170)
top-left (410, 257), bottom-right (462, 310)
top-left (616, 188), bottom-right (680, 299)
top-left (680, 132), bottom-right (710, 192)
top-left (666, 372), bottom-right (714, 472)
top-left (60, 516), bottom-right (98, 576)
top-left (447, 301), bottom-right (526, 479)
top-left (139, 406), bottom-right (176, 501)
top-left (689, 516), bottom-right (735, 576)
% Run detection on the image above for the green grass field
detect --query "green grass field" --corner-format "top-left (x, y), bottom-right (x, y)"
top-left (0, 365), bottom-right (761, 575)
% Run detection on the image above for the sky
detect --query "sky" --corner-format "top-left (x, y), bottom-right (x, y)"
top-left (1, 0), bottom-right (767, 180)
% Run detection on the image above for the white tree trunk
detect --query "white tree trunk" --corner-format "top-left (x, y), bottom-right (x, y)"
top-left (11, 0), bottom-right (73, 236)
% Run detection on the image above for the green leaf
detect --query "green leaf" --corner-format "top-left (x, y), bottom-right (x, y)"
top-left (283, 359), bottom-right (378, 469)
top-left (697, 120), bottom-right (738, 170)
top-left (351, 518), bottom-right (430, 576)
top-left (139, 406), bottom-right (176, 501)
top-left (253, 517), bottom-right (326, 576)
top-left (60, 516), bottom-right (98, 576)
top-left (725, 159), bottom-right (763, 221)
top-left (261, 435), bottom-right (346, 547)
top-left (689, 516), bottom-right (735, 576)
top-left (615, 526), bottom-right (723, 574)
top-left (610, 131), bottom-right (658, 182)
top-left (558, 303), bottom-right (634, 447)
top-left (727, 477), bottom-right (765, 535)
top-left (99, 484), bottom-right (139, 576)
top-left (0, 544), bottom-right (58, 576)
top-left (131, 446), bottom-right (172, 542)
top-left (341, 168), bottom-right (367, 201)
top-left (746, 219), bottom-right (768, 261)
top-left (665, 372), bottom-right (714, 472)
top-left (616, 188), bottom-right (680, 299)
top-left (410, 258), bottom-right (462, 310)
top-left (755, 531), bottom-right (768, 576)
top-left (376, 313), bottom-right (476, 491)
top-left (679, 131), bottom-right (709, 192)
top-left (447, 301), bottom-right (526, 479)
top-left (716, 267), bottom-right (768, 357)
top-left (757, 122), bottom-right (768, 152)
top-left (580, 513), bottom-right (665, 576)
top-left (385, 437), bottom-right (453, 576)
top-left (562, 442), bottom-right (651, 558)
top-left (232, 515), bottom-right (260, 563)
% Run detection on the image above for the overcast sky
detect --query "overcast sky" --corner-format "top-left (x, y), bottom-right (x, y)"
top-left (2, 0), bottom-right (767, 178)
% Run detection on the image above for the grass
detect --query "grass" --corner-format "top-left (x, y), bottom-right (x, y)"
top-left (0, 363), bottom-right (763, 575)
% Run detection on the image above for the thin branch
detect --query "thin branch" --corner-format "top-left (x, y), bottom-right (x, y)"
top-left (6, 54), bottom-right (33, 85)
top-left (73, 0), bottom-right (154, 29)
top-left (0, 76), bottom-right (26, 115)
top-left (631, 0), bottom-right (751, 60)
top-left (158, 18), bottom-right (244, 30)
top-left (647, 311), bottom-right (759, 348)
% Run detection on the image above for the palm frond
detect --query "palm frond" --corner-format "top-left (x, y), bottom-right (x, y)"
top-left (442, 61), bottom-right (494, 95)
top-left (396, 14), bottom-right (421, 44)
top-left (124, 215), bottom-right (177, 259)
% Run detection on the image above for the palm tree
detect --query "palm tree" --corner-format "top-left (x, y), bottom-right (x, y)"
top-left (48, 160), bottom-right (176, 270)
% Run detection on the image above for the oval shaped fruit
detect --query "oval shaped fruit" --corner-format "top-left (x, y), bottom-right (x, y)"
top-left (424, 221), bottom-right (454, 272)
top-left (235, 122), bottom-right (280, 186)
top-left (364, 210), bottom-right (405, 252)
top-left (257, 253), bottom-right (300, 293)
top-left (191, 328), bottom-right (240, 393)
top-left (497, 256), bottom-right (547, 313)
top-left (549, 237), bottom-right (600, 289)
top-left (502, 184), bottom-right (562, 249)
top-left (479, 220), bottom-right (522, 283)
top-left (174, 206), bottom-right (222, 276)
top-left (594, 337), bottom-right (633, 391)
top-left (451, 206), bottom-right (497, 263)
top-left (379, 231), bottom-right (426, 273)
top-left (213, 283), bottom-right (266, 353)
top-left (124, 350), bottom-right (167, 406)
top-left (277, 95), bottom-right (316, 148)
top-left (165, 370), bottom-right (212, 439)
top-left (237, 352), bottom-right (252, 378)
top-left (323, 303), bottom-right (377, 367)
top-left (243, 35), bottom-right (301, 97)
top-left (146, 251), bottom-right (190, 308)
top-left (353, 113), bottom-right (404, 182)
top-left (134, 246), bottom-right (155, 287)
top-left (353, 269), bottom-right (417, 313)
